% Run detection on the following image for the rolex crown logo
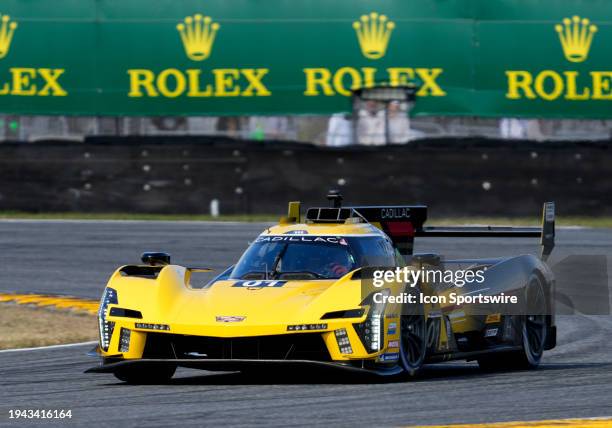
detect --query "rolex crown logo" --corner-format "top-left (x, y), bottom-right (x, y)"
top-left (353, 12), bottom-right (395, 60)
top-left (177, 14), bottom-right (220, 61)
top-left (0, 14), bottom-right (17, 60)
top-left (555, 16), bottom-right (597, 63)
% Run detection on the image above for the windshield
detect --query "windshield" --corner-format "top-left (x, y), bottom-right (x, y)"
top-left (230, 235), bottom-right (395, 280)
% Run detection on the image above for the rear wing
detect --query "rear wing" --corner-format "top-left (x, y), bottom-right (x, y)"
top-left (414, 202), bottom-right (555, 261)
top-left (295, 193), bottom-right (555, 260)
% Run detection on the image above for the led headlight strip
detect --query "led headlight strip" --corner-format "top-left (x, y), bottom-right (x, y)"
top-left (98, 287), bottom-right (118, 352)
top-left (287, 324), bottom-right (328, 331)
top-left (135, 323), bottom-right (170, 331)
top-left (354, 289), bottom-right (390, 352)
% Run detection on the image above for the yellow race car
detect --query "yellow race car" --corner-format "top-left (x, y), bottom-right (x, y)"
top-left (87, 192), bottom-right (557, 383)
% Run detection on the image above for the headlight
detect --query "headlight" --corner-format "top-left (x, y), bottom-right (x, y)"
top-left (119, 328), bottom-right (131, 353)
top-left (354, 289), bottom-right (390, 352)
top-left (98, 287), bottom-right (118, 352)
top-left (335, 328), bottom-right (353, 354)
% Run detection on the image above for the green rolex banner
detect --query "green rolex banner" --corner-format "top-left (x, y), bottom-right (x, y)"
top-left (0, 0), bottom-right (611, 117)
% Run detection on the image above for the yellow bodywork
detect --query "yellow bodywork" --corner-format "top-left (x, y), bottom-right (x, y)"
top-left (100, 220), bottom-right (420, 364)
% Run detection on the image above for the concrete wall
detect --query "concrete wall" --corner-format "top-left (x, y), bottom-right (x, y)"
top-left (0, 137), bottom-right (609, 216)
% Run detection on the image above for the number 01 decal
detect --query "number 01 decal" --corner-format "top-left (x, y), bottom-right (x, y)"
top-left (232, 280), bottom-right (287, 288)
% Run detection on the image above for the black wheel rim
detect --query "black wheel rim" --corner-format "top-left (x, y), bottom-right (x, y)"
top-left (400, 314), bottom-right (426, 370)
top-left (524, 280), bottom-right (547, 362)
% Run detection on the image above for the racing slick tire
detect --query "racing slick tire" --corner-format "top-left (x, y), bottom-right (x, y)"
top-left (113, 363), bottom-right (177, 384)
top-left (399, 303), bottom-right (427, 377)
top-left (478, 276), bottom-right (547, 371)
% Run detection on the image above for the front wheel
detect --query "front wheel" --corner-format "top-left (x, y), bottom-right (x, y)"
top-left (399, 310), bottom-right (427, 377)
top-left (113, 363), bottom-right (177, 384)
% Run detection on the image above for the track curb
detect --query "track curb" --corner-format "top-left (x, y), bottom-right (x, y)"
top-left (0, 293), bottom-right (98, 315)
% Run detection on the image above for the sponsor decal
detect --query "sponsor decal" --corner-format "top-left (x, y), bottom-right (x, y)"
top-left (303, 12), bottom-right (446, 98)
top-left (128, 13), bottom-right (270, 99)
top-left (215, 315), bottom-right (246, 323)
top-left (556, 16), bottom-right (596, 63)
top-left (387, 322), bottom-right (397, 335)
top-left (0, 13), bottom-right (68, 97)
top-left (484, 328), bottom-right (499, 338)
top-left (177, 14), bottom-right (220, 61)
top-left (232, 280), bottom-right (287, 288)
top-left (126, 10), bottom-right (445, 103)
top-left (0, 14), bottom-right (17, 60)
top-left (506, 16), bottom-right (612, 102)
top-left (353, 12), bottom-right (394, 60)
top-left (485, 313), bottom-right (502, 323)
top-left (380, 207), bottom-right (411, 219)
top-left (284, 230), bottom-right (308, 235)
top-left (387, 340), bottom-right (399, 348)
top-left (303, 66), bottom-right (445, 98)
top-left (255, 236), bottom-right (348, 245)
top-left (379, 352), bottom-right (400, 362)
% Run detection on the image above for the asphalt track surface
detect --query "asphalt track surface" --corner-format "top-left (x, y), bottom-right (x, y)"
top-left (0, 220), bottom-right (611, 427)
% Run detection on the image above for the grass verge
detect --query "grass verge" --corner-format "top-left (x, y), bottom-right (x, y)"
top-left (0, 303), bottom-right (97, 350)
top-left (0, 211), bottom-right (610, 227)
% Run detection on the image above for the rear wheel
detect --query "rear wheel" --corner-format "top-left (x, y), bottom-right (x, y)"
top-left (113, 363), bottom-right (176, 384)
top-left (399, 310), bottom-right (427, 377)
top-left (478, 277), bottom-right (547, 371)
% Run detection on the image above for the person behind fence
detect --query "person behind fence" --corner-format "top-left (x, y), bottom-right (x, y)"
top-left (388, 101), bottom-right (411, 144)
top-left (357, 100), bottom-right (385, 145)
top-left (500, 118), bottom-right (528, 139)
top-left (326, 113), bottom-right (354, 146)
top-left (499, 118), bottom-right (544, 140)
top-left (216, 117), bottom-right (241, 137)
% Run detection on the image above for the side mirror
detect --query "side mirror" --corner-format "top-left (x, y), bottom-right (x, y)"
top-left (141, 252), bottom-right (171, 266)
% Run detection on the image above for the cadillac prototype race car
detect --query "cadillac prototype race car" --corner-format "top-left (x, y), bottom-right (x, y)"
top-left (87, 193), bottom-right (557, 383)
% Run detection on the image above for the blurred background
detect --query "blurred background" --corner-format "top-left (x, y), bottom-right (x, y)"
top-left (0, 0), bottom-right (610, 217)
